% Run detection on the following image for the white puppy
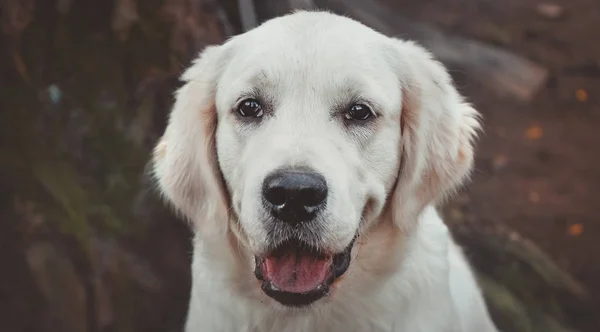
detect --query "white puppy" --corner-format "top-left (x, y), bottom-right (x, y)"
top-left (152, 10), bottom-right (499, 332)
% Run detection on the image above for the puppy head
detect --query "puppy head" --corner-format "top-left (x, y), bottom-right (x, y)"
top-left (152, 11), bottom-right (480, 307)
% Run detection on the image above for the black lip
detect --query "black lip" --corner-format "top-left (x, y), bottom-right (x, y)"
top-left (255, 237), bottom-right (356, 307)
top-left (261, 281), bottom-right (331, 307)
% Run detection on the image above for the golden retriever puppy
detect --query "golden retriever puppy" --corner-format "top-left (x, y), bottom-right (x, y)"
top-left (152, 10), bottom-right (499, 332)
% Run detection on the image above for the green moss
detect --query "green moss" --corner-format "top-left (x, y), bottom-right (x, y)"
top-left (478, 274), bottom-right (578, 332)
top-left (32, 162), bottom-right (92, 243)
top-left (478, 274), bottom-right (534, 332)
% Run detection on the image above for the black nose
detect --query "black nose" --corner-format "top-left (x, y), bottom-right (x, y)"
top-left (262, 170), bottom-right (328, 225)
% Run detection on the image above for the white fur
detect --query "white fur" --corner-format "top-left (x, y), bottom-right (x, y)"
top-left (152, 11), bottom-right (499, 332)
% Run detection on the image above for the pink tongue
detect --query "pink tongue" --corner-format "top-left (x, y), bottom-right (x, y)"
top-left (263, 251), bottom-right (332, 293)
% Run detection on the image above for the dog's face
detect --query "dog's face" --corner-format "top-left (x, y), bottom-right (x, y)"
top-left (152, 12), bottom-right (480, 308)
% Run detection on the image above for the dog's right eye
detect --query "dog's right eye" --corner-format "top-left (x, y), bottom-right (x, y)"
top-left (237, 99), bottom-right (264, 118)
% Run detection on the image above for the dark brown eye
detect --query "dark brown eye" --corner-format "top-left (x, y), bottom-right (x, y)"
top-left (344, 104), bottom-right (373, 121)
top-left (237, 99), bottom-right (264, 118)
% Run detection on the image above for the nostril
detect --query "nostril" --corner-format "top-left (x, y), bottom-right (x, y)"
top-left (298, 185), bottom-right (327, 207)
top-left (264, 186), bottom-right (287, 207)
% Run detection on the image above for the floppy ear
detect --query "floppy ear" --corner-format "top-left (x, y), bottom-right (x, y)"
top-left (389, 40), bottom-right (481, 230)
top-left (151, 45), bottom-right (231, 235)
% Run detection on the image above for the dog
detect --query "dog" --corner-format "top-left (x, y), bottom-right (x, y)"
top-left (151, 10), bottom-right (499, 332)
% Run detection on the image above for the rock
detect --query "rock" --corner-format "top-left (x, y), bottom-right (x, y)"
top-left (316, 0), bottom-right (549, 102)
top-left (479, 275), bottom-right (578, 332)
top-left (536, 4), bottom-right (565, 20)
top-left (25, 242), bottom-right (88, 332)
top-left (454, 225), bottom-right (595, 332)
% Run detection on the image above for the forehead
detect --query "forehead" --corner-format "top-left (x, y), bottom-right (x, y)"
top-left (216, 13), bottom-right (401, 111)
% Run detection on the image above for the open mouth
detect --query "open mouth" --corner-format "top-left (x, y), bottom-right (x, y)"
top-left (254, 238), bottom-right (355, 307)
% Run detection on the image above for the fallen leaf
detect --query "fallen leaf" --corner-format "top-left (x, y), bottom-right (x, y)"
top-left (11, 49), bottom-right (30, 83)
top-left (575, 89), bottom-right (588, 102)
top-left (525, 125), bottom-right (543, 140)
top-left (492, 154), bottom-right (508, 171)
top-left (528, 191), bottom-right (540, 203)
top-left (567, 224), bottom-right (584, 236)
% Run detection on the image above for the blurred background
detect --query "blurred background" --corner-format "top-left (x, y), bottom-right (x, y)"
top-left (1, 0), bottom-right (599, 331)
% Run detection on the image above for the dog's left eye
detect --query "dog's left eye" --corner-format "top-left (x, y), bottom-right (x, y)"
top-left (237, 99), bottom-right (264, 118)
top-left (344, 104), bottom-right (374, 121)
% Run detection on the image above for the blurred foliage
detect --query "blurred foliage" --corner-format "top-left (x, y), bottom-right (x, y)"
top-left (0, 1), bottom-right (208, 330)
top-left (0, 0), bottom-right (179, 249)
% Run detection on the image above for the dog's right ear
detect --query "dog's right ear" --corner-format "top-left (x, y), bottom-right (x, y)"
top-left (151, 45), bottom-right (230, 235)
top-left (387, 40), bottom-right (481, 232)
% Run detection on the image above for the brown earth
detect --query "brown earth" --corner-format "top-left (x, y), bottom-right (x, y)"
top-left (381, 0), bottom-right (600, 321)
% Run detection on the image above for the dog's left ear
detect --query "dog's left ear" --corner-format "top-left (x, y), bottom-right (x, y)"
top-left (151, 45), bottom-right (231, 235)
top-left (388, 40), bottom-right (481, 230)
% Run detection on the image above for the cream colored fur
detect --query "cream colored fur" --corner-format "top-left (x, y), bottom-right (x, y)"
top-left (152, 10), bottom-right (499, 332)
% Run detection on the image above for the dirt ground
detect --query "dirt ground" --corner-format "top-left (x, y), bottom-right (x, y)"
top-left (383, 0), bottom-right (600, 314)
